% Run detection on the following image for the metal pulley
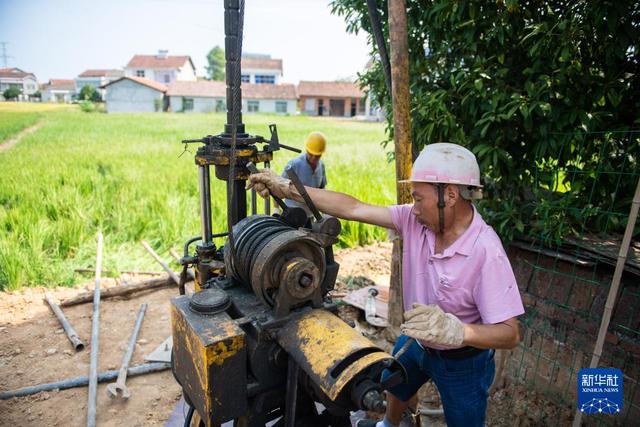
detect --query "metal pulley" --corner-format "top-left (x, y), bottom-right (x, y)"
top-left (224, 215), bottom-right (326, 316)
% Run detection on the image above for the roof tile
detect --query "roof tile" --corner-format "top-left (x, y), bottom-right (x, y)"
top-left (297, 81), bottom-right (364, 98)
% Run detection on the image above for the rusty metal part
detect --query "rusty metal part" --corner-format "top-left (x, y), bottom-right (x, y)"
top-left (276, 309), bottom-right (404, 406)
top-left (44, 292), bottom-right (85, 351)
top-left (106, 303), bottom-right (148, 399)
top-left (171, 293), bottom-right (247, 426)
top-left (250, 229), bottom-right (326, 316)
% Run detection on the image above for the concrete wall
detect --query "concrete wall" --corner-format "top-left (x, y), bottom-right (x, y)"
top-left (169, 96), bottom-right (225, 113)
top-left (169, 96), bottom-right (296, 114)
top-left (105, 79), bottom-right (164, 113)
top-left (41, 89), bottom-right (73, 103)
top-left (176, 65), bottom-right (196, 81)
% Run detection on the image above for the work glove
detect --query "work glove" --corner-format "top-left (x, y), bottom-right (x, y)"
top-left (247, 168), bottom-right (294, 200)
top-left (400, 303), bottom-right (465, 347)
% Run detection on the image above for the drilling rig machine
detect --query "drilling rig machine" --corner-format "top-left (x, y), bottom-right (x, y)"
top-left (170, 2), bottom-right (406, 426)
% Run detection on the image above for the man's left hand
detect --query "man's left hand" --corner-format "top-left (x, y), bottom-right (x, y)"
top-left (401, 303), bottom-right (465, 347)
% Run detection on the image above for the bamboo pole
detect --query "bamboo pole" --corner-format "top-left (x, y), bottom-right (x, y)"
top-left (87, 232), bottom-right (103, 427)
top-left (387, 0), bottom-right (413, 328)
top-left (572, 176), bottom-right (640, 426)
top-left (141, 240), bottom-right (180, 285)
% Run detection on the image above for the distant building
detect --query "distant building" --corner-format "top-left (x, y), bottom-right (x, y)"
top-left (241, 54), bottom-right (283, 85)
top-left (124, 50), bottom-right (196, 84)
top-left (297, 81), bottom-right (365, 117)
top-left (166, 80), bottom-right (297, 114)
top-left (41, 79), bottom-right (76, 103)
top-left (75, 69), bottom-right (123, 97)
top-left (0, 67), bottom-right (38, 101)
top-left (102, 76), bottom-right (167, 113)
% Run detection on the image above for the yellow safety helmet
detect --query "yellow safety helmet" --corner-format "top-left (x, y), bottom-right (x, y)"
top-left (305, 132), bottom-right (326, 156)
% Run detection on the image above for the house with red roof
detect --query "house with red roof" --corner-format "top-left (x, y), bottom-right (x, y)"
top-left (297, 81), bottom-right (366, 117)
top-left (124, 50), bottom-right (196, 84)
top-left (0, 68), bottom-right (38, 101)
top-left (166, 80), bottom-right (297, 114)
top-left (41, 79), bottom-right (76, 103)
top-left (101, 76), bottom-right (167, 113)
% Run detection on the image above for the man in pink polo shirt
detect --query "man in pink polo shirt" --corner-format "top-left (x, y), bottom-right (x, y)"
top-left (248, 142), bottom-right (525, 427)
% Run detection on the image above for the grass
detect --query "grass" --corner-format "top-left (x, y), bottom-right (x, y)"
top-left (0, 103), bottom-right (396, 290)
top-left (0, 112), bottom-right (41, 142)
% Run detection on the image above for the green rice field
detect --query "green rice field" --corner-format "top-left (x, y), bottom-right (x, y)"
top-left (0, 103), bottom-right (395, 290)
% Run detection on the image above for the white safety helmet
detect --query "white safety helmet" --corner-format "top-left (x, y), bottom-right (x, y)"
top-left (406, 143), bottom-right (483, 200)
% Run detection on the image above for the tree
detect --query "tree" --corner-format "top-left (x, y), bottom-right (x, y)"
top-left (79, 85), bottom-right (101, 102)
top-left (206, 46), bottom-right (226, 81)
top-left (3, 86), bottom-right (21, 100)
top-left (331, 0), bottom-right (640, 241)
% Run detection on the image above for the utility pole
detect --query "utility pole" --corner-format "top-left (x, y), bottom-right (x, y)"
top-left (0, 42), bottom-right (12, 68)
top-left (387, 0), bottom-right (413, 328)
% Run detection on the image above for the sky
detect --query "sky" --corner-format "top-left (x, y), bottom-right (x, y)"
top-left (0, 0), bottom-right (372, 84)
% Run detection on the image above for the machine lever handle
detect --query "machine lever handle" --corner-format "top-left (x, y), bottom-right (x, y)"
top-left (246, 162), bottom-right (289, 213)
top-left (285, 168), bottom-right (323, 222)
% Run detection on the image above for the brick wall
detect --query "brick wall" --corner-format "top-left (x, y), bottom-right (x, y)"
top-left (505, 246), bottom-right (640, 419)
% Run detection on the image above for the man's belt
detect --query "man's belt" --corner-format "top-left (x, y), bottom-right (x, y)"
top-left (422, 345), bottom-right (485, 360)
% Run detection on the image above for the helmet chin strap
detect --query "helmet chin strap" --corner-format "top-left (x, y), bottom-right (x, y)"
top-left (437, 184), bottom-right (446, 234)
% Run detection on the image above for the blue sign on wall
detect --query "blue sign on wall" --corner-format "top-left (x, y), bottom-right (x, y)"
top-left (577, 368), bottom-right (623, 414)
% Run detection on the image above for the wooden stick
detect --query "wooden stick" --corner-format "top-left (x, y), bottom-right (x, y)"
top-left (169, 248), bottom-right (196, 280)
top-left (75, 268), bottom-right (164, 276)
top-left (141, 240), bottom-right (180, 285)
top-left (60, 276), bottom-right (175, 307)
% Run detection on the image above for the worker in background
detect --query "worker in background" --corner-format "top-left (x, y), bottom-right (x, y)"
top-left (248, 142), bottom-right (525, 427)
top-left (280, 131), bottom-right (327, 216)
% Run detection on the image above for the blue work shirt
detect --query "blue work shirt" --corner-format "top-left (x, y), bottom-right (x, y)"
top-left (281, 153), bottom-right (327, 213)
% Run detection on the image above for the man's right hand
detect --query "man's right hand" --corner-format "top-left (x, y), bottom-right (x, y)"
top-left (247, 168), bottom-right (294, 200)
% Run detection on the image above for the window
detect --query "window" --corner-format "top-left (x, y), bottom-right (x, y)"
top-left (241, 74), bottom-right (250, 83)
top-left (136, 70), bottom-right (145, 77)
top-left (183, 98), bottom-right (194, 111)
top-left (304, 98), bottom-right (315, 112)
top-left (254, 75), bottom-right (275, 84)
top-left (163, 74), bottom-right (171, 83)
top-left (275, 101), bottom-right (287, 114)
top-left (247, 101), bottom-right (259, 112)
top-left (215, 100), bottom-right (226, 112)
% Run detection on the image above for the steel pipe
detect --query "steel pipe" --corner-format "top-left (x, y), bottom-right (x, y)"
top-left (44, 292), bottom-right (84, 351)
top-left (198, 165), bottom-right (213, 245)
top-left (87, 232), bottom-right (103, 427)
top-left (0, 363), bottom-right (170, 400)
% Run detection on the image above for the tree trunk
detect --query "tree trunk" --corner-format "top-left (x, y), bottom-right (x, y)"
top-left (387, 0), bottom-right (413, 328)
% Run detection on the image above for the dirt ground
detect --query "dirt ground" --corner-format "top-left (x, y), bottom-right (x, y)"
top-left (0, 241), bottom-right (571, 426)
top-left (0, 242), bottom-right (394, 427)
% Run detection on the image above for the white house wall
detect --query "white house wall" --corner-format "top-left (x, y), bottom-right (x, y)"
top-left (169, 96), bottom-right (225, 113)
top-left (105, 80), bottom-right (164, 113)
top-left (176, 65), bottom-right (196, 81)
top-left (241, 99), bottom-right (296, 114)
